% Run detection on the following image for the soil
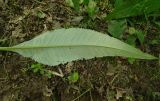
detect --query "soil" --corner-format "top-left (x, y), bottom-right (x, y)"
top-left (0, 0), bottom-right (160, 101)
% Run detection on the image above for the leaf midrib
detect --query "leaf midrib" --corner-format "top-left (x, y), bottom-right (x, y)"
top-left (0, 44), bottom-right (156, 59)
top-left (1, 44), bottom-right (132, 52)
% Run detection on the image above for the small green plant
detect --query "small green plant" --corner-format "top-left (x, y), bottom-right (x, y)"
top-left (65, 0), bottom-right (98, 18)
top-left (68, 71), bottom-right (79, 84)
top-left (86, 0), bottom-right (97, 18)
top-left (127, 27), bottom-right (147, 64)
top-left (30, 63), bottom-right (44, 74)
top-left (128, 27), bottom-right (146, 45)
top-left (30, 63), bottom-right (53, 78)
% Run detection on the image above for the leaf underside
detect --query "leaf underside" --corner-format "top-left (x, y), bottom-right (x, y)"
top-left (0, 28), bottom-right (157, 66)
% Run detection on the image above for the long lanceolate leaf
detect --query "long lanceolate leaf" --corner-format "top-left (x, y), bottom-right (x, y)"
top-left (0, 28), bottom-right (157, 66)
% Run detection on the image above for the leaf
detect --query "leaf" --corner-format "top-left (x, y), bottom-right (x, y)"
top-left (136, 30), bottom-right (145, 44)
top-left (0, 28), bottom-right (157, 66)
top-left (72, 0), bottom-right (80, 11)
top-left (37, 11), bottom-right (46, 19)
top-left (83, 0), bottom-right (89, 5)
top-left (116, 89), bottom-right (125, 100)
top-left (114, 0), bottom-right (123, 8)
top-left (128, 27), bottom-right (136, 35)
top-left (107, 0), bottom-right (160, 20)
top-left (150, 40), bottom-right (160, 45)
top-left (65, 0), bottom-right (74, 7)
top-left (68, 72), bottom-right (79, 83)
top-left (128, 58), bottom-right (136, 64)
top-left (126, 35), bottom-right (136, 46)
top-left (87, 0), bottom-right (97, 18)
top-left (128, 27), bottom-right (145, 44)
top-left (108, 19), bottom-right (127, 38)
top-left (126, 35), bottom-right (137, 64)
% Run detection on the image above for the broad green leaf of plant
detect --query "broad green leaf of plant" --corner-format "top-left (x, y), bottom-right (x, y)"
top-left (114, 0), bottom-right (124, 8)
top-left (0, 28), bottom-right (157, 66)
top-left (107, 0), bottom-right (160, 20)
top-left (108, 19), bottom-right (127, 38)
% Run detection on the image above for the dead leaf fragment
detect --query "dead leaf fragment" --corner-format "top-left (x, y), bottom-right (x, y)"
top-left (116, 89), bottom-right (126, 100)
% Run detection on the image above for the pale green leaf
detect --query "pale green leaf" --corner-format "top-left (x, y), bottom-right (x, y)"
top-left (0, 28), bottom-right (157, 66)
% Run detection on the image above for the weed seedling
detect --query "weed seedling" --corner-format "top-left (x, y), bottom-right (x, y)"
top-left (68, 71), bottom-right (79, 84)
top-left (29, 63), bottom-right (64, 78)
top-left (30, 63), bottom-right (53, 78)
